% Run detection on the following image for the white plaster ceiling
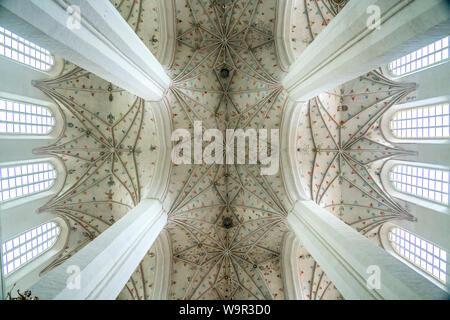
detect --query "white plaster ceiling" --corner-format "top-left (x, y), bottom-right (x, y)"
top-left (163, 0), bottom-right (289, 300)
top-left (290, 0), bottom-right (348, 59)
top-left (296, 243), bottom-right (343, 300)
top-left (32, 62), bottom-right (161, 275)
top-left (159, 0), bottom-right (348, 300)
top-left (295, 70), bottom-right (417, 246)
top-left (110, 0), bottom-right (163, 58)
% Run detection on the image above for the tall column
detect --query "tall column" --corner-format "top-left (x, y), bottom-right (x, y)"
top-left (29, 199), bottom-right (167, 300)
top-left (282, 0), bottom-right (450, 101)
top-left (0, 0), bottom-right (171, 101)
top-left (287, 200), bottom-right (449, 300)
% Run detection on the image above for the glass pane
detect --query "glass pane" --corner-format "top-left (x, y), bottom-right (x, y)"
top-left (0, 162), bottom-right (56, 202)
top-left (390, 164), bottom-right (449, 205)
top-left (1, 222), bottom-right (60, 276)
top-left (0, 26), bottom-right (54, 71)
top-left (390, 103), bottom-right (450, 139)
top-left (389, 227), bottom-right (447, 284)
top-left (0, 98), bottom-right (55, 135)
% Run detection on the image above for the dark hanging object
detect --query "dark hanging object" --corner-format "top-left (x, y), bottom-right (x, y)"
top-left (341, 105), bottom-right (349, 111)
top-left (108, 84), bottom-right (113, 102)
top-left (220, 68), bottom-right (230, 78)
top-left (223, 217), bottom-right (233, 229)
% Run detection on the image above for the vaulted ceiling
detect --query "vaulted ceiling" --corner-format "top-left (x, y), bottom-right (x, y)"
top-left (27, 0), bottom-right (419, 300)
top-left (162, 0), bottom-right (290, 300)
top-left (33, 63), bottom-right (161, 273)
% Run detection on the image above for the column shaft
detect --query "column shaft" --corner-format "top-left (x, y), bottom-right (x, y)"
top-left (30, 199), bottom-right (167, 300)
top-left (282, 0), bottom-right (450, 101)
top-left (0, 0), bottom-right (171, 101)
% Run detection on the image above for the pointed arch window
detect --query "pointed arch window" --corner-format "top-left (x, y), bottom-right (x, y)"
top-left (389, 164), bottom-right (449, 205)
top-left (388, 227), bottom-right (447, 284)
top-left (0, 98), bottom-right (55, 135)
top-left (0, 26), bottom-right (54, 71)
top-left (390, 103), bottom-right (450, 139)
top-left (388, 36), bottom-right (449, 77)
top-left (1, 222), bottom-right (60, 276)
top-left (0, 162), bottom-right (56, 202)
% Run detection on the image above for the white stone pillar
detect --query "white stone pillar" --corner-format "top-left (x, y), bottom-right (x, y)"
top-left (29, 199), bottom-right (167, 300)
top-left (282, 0), bottom-right (450, 101)
top-left (287, 200), bottom-right (449, 300)
top-left (0, 0), bottom-right (171, 101)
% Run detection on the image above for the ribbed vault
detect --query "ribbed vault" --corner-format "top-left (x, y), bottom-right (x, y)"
top-left (295, 70), bottom-right (417, 246)
top-left (289, 0), bottom-right (349, 60)
top-left (117, 0), bottom-right (349, 300)
top-left (164, 0), bottom-right (290, 300)
top-left (31, 63), bottom-right (161, 276)
top-left (24, 0), bottom-right (420, 301)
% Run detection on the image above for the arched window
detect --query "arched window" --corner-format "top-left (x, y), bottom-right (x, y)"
top-left (388, 36), bottom-right (449, 77)
top-left (390, 103), bottom-right (450, 139)
top-left (0, 26), bottom-right (54, 71)
top-left (0, 162), bottom-right (56, 202)
top-left (388, 227), bottom-right (447, 284)
top-left (390, 164), bottom-right (449, 205)
top-left (0, 98), bottom-right (55, 135)
top-left (1, 222), bottom-right (60, 276)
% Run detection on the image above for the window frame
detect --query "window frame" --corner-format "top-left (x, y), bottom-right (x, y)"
top-left (1, 221), bottom-right (61, 277)
top-left (381, 160), bottom-right (450, 215)
top-left (388, 227), bottom-right (447, 285)
top-left (0, 97), bottom-right (56, 136)
top-left (0, 217), bottom-right (69, 292)
top-left (381, 96), bottom-right (450, 145)
top-left (0, 25), bottom-right (55, 72)
top-left (0, 28), bottom-right (64, 78)
top-left (0, 159), bottom-right (65, 220)
top-left (389, 103), bottom-right (450, 140)
top-left (385, 36), bottom-right (449, 79)
top-left (0, 161), bottom-right (57, 203)
top-left (389, 164), bottom-right (449, 206)
top-left (379, 223), bottom-right (448, 290)
top-left (0, 92), bottom-right (64, 141)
